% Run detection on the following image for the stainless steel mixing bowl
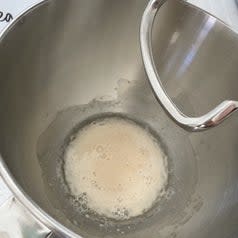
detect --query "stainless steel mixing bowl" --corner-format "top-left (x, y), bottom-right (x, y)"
top-left (0, 0), bottom-right (238, 237)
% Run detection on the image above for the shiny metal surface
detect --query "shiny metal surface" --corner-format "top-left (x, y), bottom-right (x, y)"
top-left (0, 0), bottom-right (238, 238)
top-left (0, 2), bottom-right (59, 238)
top-left (0, 196), bottom-right (52, 238)
top-left (140, 0), bottom-right (238, 131)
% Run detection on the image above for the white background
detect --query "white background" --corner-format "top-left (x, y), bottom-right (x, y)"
top-left (0, 0), bottom-right (238, 204)
top-left (0, 1), bottom-right (238, 31)
top-left (189, 0), bottom-right (238, 31)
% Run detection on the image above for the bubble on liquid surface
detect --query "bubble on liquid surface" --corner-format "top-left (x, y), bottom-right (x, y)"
top-left (64, 117), bottom-right (168, 220)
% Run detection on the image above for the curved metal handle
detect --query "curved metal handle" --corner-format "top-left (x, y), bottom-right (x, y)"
top-left (140, 0), bottom-right (238, 131)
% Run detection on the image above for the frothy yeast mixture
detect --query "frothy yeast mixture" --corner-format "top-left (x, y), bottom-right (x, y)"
top-left (64, 117), bottom-right (168, 220)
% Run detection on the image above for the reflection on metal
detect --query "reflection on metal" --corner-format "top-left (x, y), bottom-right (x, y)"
top-left (0, 0), bottom-right (238, 237)
top-left (0, 196), bottom-right (52, 238)
top-left (140, 0), bottom-right (238, 131)
top-left (177, 17), bottom-right (216, 76)
top-left (0, 176), bottom-right (12, 206)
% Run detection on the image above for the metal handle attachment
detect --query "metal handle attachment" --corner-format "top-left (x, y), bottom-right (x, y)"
top-left (140, 0), bottom-right (238, 131)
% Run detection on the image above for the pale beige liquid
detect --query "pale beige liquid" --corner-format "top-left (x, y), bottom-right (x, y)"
top-left (64, 117), bottom-right (168, 220)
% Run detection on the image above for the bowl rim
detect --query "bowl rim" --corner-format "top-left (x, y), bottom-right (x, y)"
top-left (0, 0), bottom-right (236, 237)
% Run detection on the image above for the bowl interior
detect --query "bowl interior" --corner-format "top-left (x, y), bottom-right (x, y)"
top-left (0, 0), bottom-right (238, 237)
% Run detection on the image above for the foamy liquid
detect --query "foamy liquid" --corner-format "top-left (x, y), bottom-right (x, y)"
top-left (64, 117), bottom-right (168, 220)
